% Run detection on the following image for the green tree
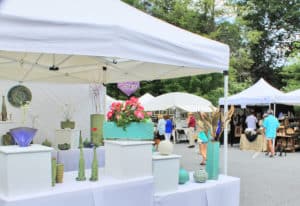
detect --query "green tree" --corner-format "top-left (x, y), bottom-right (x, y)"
top-left (235, 0), bottom-right (300, 86)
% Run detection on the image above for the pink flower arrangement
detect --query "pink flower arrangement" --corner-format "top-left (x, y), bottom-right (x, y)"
top-left (106, 96), bottom-right (152, 129)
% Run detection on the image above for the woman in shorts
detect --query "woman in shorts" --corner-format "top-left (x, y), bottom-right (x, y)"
top-left (197, 120), bottom-right (209, 165)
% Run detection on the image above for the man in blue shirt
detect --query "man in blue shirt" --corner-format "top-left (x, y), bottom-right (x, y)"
top-left (263, 110), bottom-right (280, 157)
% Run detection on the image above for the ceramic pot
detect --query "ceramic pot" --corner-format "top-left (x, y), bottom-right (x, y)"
top-left (193, 168), bottom-right (208, 183)
top-left (178, 167), bottom-right (189, 184)
top-left (60, 119), bottom-right (75, 129)
top-left (158, 140), bottom-right (173, 155)
top-left (56, 164), bottom-right (64, 183)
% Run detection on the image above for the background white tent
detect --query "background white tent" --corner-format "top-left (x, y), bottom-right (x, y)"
top-left (276, 89), bottom-right (300, 105)
top-left (0, 0), bottom-right (229, 83)
top-left (219, 78), bottom-right (285, 107)
top-left (139, 93), bottom-right (155, 106)
top-left (144, 92), bottom-right (215, 112)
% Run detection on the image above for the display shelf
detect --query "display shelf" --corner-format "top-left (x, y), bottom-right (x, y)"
top-left (0, 144), bottom-right (53, 198)
top-left (0, 121), bottom-right (15, 124)
top-left (54, 129), bottom-right (80, 150)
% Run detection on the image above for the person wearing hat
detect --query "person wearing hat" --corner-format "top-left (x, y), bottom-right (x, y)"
top-left (263, 109), bottom-right (280, 157)
top-left (187, 112), bottom-right (196, 148)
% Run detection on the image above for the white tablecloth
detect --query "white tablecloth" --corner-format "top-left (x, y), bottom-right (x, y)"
top-left (57, 147), bottom-right (105, 171)
top-left (0, 169), bottom-right (154, 206)
top-left (154, 174), bottom-right (240, 206)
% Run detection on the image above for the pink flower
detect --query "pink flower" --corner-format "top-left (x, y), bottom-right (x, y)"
top-left (147, 112), bottom-right (152, 116)
top-left (107, 111), bottom-right (113, 119)
top-left (134, 110), bottom-right (144, 119)
top-left (106, 96), bottom-right (151, 129)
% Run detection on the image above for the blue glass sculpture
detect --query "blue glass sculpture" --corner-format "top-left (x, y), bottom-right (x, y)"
top-left (9, 127), bottom-right (37, 147)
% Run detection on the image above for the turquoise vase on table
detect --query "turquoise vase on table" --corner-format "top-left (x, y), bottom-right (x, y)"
top-left (205, 141), bottom-right (220, 180)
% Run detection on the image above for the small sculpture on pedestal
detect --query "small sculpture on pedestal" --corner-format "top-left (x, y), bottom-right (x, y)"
top-left (89, 146), bottom-right (98, 181)
top-left (76, 131), bottom-right (86, 181)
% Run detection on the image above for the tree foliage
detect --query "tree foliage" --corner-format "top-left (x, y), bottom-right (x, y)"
top-left (109, 0), bottom-right (300, 107)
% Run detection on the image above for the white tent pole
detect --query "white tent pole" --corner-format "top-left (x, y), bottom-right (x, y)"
top-left (102, 66), bottom-right (107, 117)
top-left (223, 71), bottom-right (229, 176)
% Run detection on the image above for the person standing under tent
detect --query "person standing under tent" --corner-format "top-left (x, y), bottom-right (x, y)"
top-left (154, 114), bottom-right (166, 149)
top-left (187, 112), bottom-right (196, 148)
top-left (263, 110), bottom-right (280, 157)
top-left (164, 115), bottom-right (173, 141)
top-left (246, 110), bottom-right (258, 130)
top-left (197, 120), bottom-right (208, 165)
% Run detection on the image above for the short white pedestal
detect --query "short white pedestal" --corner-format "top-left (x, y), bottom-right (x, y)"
top-left (54, 129), bottom-right (80, 149)
top-left (104, 140), bottom-right (153, 179)
top-left (0, 144), bottom-right (53, 197)
top-left (152, 153), bottom-right (181, 194)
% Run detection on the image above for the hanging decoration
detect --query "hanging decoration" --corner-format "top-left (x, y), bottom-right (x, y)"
top-left (117, 81), bottom-right (140, 96)
top-left (7, 85), bottom-right (32, 108)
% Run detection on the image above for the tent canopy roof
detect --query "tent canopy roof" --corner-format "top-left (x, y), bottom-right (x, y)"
top-left (276, 88), bottom-right (300, 105)
top-left (0, 0), bottom-right (229, 84)
top-left (144, 92), bottom-right (214, 112)
top-left (139, 93), bottom-right (155, 105)
top-left (219, 78), bottom-right (285, 106)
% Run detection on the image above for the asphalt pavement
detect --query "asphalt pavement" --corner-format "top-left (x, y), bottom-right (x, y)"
top-left (173, 142), bottom-right (300, 206)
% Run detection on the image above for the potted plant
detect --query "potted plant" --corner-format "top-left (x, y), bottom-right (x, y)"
top-left (103, 96), bottom-right (154, 140)
top-left (60, 103), bottom-right (75, 129)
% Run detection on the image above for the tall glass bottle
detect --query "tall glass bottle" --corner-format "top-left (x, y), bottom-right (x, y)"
top-left (1, 96), bottom-right (7, 121)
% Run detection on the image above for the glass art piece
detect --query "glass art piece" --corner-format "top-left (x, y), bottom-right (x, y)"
top-left (9, 127), bottom-right (37, 147)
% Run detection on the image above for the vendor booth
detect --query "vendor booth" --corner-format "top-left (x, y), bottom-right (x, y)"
top-left (0, 0), bottom-right (239, 205)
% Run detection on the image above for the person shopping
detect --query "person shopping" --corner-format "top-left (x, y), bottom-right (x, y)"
top-left (164, 115), bottom-right (173, 141)
top-left (154, 114), bottom-right (166, 149)
top-left (263, 110), bottom-right (280, 157)
top-left (187, 112), bottom-right (196, 148)
top-left (197, 120), bottom-right (209, 165)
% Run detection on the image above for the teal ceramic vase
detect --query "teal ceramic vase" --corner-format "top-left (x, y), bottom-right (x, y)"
top-left (193, 168), bottom-right (208, 183)
top-left (206, 141), bottom-right (220, 180)
top-left (178, 167), bottom-right (190, 184)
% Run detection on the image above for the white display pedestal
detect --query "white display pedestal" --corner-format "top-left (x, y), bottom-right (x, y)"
top-left (152, 153), bottom-right (181, 194)
top-left (104, 140), bottom-right (153, 179)
top-left (0, 144), bottom-right (53, 197)
top-left (54, 129), bottom-right (80, 149)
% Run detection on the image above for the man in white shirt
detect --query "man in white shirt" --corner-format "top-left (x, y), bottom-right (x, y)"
top-left (245, 110), bottom-right (258, 130)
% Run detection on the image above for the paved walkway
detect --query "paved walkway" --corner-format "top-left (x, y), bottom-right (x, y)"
top-left (173, 143), bottom-right (300, 206)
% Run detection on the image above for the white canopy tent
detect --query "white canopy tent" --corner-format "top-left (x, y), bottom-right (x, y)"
top-left (0, 0), bottom-right (230, 174)
top-left (219, 78), bottom-right (285, 107)
top-left (276, 89), bottom-right (300, 106)
top-left (0, 0), bottom-right (229, 83)
top-left (144, 92), bottom-right (215, 112)
top-left (139, 93), bottom-right (155, 106)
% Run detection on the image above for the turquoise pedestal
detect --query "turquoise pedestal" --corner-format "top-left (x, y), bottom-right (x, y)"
top-left (103, 122), bottom-right (154, 140)
top-left (205, 141), bottom-right (220, 180)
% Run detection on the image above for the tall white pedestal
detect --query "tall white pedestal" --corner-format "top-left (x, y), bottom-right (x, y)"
top-left (54, 129), bottom-right (80, 149)
top-left (0, 144), bottom-right (53, 197)
top-left (104, 140), bottom-right (153, 179)
top-left (152, 153), bottom-right (181, 194)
